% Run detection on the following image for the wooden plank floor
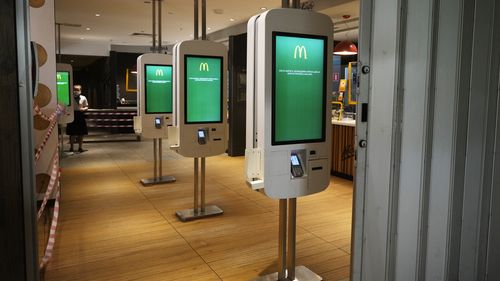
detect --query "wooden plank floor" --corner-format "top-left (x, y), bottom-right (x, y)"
top-left (45, 140), bottom-right (353, 281)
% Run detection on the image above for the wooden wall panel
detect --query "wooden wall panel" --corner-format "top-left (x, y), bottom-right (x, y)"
top-left (331, 125), bottom-right (355, 179)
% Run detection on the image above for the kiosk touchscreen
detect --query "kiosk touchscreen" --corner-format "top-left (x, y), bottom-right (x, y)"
top-left (56, 63), bottom-right (74, 124)
top-left (169, 40), bottom-right (227, 158)
top-left (134, 53), bottom-right (173, 139)
top-left (245, 8), bottom-right (333, 199)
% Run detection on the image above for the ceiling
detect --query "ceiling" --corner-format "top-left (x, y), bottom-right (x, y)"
top-left (55, 0), bottom-right (359, 56)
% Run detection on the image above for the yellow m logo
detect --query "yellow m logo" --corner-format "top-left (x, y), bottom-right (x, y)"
top-left (293, 45), bottom-right (307, 59)
top-left (57, 74), bottom-right (62, 80)
top-left (155, 69), bottom-right (164, 76)
top-left (199, 62), bottom-right (209, 72)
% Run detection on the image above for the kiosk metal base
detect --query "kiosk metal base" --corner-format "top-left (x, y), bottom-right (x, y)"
top-left (61, 151), bottom-right (74, 158)
top-left (252, 266), bottom-right (322, 281)
top-left (175, 205), bottom-right (223, 222)
top-left (140, 175), bottom-right (176, 186)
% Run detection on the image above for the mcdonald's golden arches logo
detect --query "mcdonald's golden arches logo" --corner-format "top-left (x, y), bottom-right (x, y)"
top-left (199, 62), bottom-right (209, 72)
top-left (155, 69), bottom-right (164, 76)
top-left (294, 45), bottom-right (307, 60)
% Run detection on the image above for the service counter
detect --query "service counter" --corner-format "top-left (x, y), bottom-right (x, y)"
top-left (84, 108), bottom-right (138, 140)
top-left (331, 118), bottom-right (356, 179)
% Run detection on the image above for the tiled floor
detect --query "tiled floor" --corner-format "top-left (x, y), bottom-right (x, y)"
top-left (44, 140), bottom-right (353, 281)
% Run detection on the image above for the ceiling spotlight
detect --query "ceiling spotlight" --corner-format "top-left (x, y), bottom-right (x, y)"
top-left (80, 37), bottom-right (85, 40)
top-left (95, 13), bottom-right (101, 17)
top-left (260, 7), bottom-right (267, 10)
top-left (229, 18), bottom-right (235, 22)
top-left (207, 27), bottom-right (212, 30)
top-left (85, 27), bottom-right (91, 31)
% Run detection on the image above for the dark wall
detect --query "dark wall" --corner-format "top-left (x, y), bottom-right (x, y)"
top-left (0, 0), bottom-right (35, 279)
top-left (228, 33), bottom-right (247, 156)
top-left (110, 51), bottom-right (140, 106)
top-left (60, 51), bottom-right (141, 109)
top-left (73, 57), bottom-right (113, 109)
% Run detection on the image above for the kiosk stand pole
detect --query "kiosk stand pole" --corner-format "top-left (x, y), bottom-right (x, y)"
top-left (278, 199), bottom-right (287, 280)
top-left (253, 198), bottom-right (322, 281)
top-left (140, 138), bottom-right (176, 185)
top-left (200, 157), bottom-right (206, 212)
top-left (153, 139), bottom-right (157, 180)
top-left (159, 138), bottom-right (163, 178)
top-left (194, 158), bottom-right (199, 211)
top-left (201, 0), bottom-right (206, 40)
top-left (193, 0), bottom-right (198, 40)
top-left (175, 157), bottom-right (223, 221)
top-left (286, 198), bottom-right (297, 280)
top-left (59, 125), bottom-right (73, 158)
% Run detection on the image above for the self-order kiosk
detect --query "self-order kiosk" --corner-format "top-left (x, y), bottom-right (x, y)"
top-left (169, 40), bottom-right (228, 221)
top-left (246, 8), bottom-right (333, 281)
top-left (134, 53), bottom-right (176, 185)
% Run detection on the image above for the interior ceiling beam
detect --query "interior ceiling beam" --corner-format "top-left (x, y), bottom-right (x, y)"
top-left (208, 0), bottom-right (357, 42)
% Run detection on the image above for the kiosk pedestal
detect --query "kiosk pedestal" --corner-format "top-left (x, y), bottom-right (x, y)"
top-left (140, 138), bottom-right (176, 185)
top-left (253, 199), bottom-right (322, 281)
top-left (176, 157), bottom-right (223, 221)
top-left (58, 124), bottom-right (74, 158)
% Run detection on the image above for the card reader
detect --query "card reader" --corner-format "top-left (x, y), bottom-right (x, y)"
top-left (290, 154), bottom-right (304, 178)
top-left (197, 129), bottom-right (207, 145)
top-left (155, 117), bottom-right (162, 129)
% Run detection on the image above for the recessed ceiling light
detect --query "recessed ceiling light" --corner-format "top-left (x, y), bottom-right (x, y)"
top-left (260, 7), bottom-right (267, 10)
top-left (95, 13), bottom-right (101, 17)
top-left (207, 27), bottom-right (212, 30)
top-left (86, 27), bottom-right (91, 31)
top-left (229, 18), bottom-right (235, 22)
top-left (80, 37), bottom-right (84, 40)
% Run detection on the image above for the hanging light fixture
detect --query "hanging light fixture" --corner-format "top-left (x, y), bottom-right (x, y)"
top-left (333, 41), bottom-right (358, 55)
top-left (333, 15), bottom-right (358, 56)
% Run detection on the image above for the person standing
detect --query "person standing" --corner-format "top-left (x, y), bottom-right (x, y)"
top-left (66, 85), bottom-right (88, 153)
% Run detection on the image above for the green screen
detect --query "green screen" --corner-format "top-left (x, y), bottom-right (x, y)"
top-left (56, 71), bottom-right (71, 106)
top-left (145, 64), bottom-right (173, 114)
top-left (185, 56), bottom-right (222, 123)
top-left (273, 33), bottom-right (326, 145)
